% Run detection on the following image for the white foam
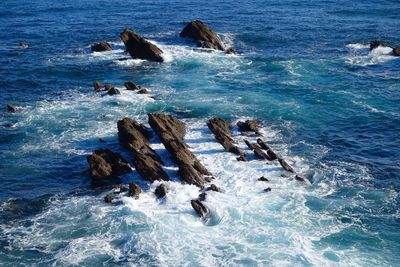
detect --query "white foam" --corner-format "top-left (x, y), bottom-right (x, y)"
top-left (346, 43), bottom-right (397, 66)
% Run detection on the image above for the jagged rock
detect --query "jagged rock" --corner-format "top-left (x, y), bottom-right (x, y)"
top-left (137, 88), bottom-right (149, 94)
top-left (225, 48), bottom-right (237, 54)
top-left (87, 149), bottom-right (132, 179)
top-left (278, 157), bottom-right (295, 173)
top-left (128, 183), bottom-right (142, 199)
top-left (117, 117), bottom-right (169, 182)
top-left (180, 20), bottom-right (224, 51)
top-left (370, 40), bottom-right (387, 50)
top-left (93, 81), bottom-right (103, 92)
top-left (191, 199), bottom-right (209, 217)
top-left (19, 42), bottom-right (28, 49)
top-left (107, 87), bottom-right (120, 95)
top-left (91, 41), bottom-right (112, 52)
top-left (206, 184), bottom-right (219, 192)
top-left (295, 175), bottom-right (309, 183)
top-left (237, 120), bottom-right (260, 134)
top-left (256, 139), bottom-right (278, 160)
top-left (7, 104), bottom-right (17, 112)
top-left (244, 140), bottom-right (273, 161)
top-left (393, 47), bottom-right (400, 56)
top-left (104, 195), bottom-right (114, 203)
top-left (258, 176), bottom-right (269, 182)
top-left (154, 183), bottom-right (168, 198)
top-left (148, 113), bottom-right (212, 187)
top-left (207, 118), bottom-right (246, 158)
top-left (120, 28), bottom-right (164, 62)
top-left (264, 187), bottom-right (272, 192)
top-left (124, 81), bottom-right (141, 91)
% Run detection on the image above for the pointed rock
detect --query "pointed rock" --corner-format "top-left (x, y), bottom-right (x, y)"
top-left (120, 28), bottom-right (163, 62)
top-left (91, 41), bottom-right (112, 52)
top-left (128, 183), bottom-right (142, 199)
top-left (180, 20), bottom-right (224, 51)
top-left (87, 149), bottom-right (131, 179)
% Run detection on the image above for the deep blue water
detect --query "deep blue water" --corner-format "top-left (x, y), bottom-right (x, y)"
top-left (0, 0), bottom-right (399, 266)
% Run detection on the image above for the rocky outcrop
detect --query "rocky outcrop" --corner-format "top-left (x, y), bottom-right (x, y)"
top-left (91, 41), bottom-right (112, 52)
top-left (180, 20), bottom-right (225, 51)
top-left (244, 140), bottom-right (274, 161)
top-left (278, 157), bottom-right (295, 173)
top-left (117, 117), bottom-right (169, 182)
top-left (124, 81), bottom-right (141, 91)
top-left (87, 149), bottom-right (132, 179)
top-left (237, 120), bottom-right (260, 135)
top-left (191, 199), bottom-right (209, 217)
top-left (257, 138), bottom-right (278, 160)
top-left (207, 118), bottom-right (246, 160)
top-left (128, 183), bottom-right (142, 199)
top-left (148, 113), bottom-right (213, 187)
top-left (107, 87), bottom-right (120, 95)
top-left (7, 104), bottom-right (17, 112)
top-left (154, 183), bottom-right (168, 198)
top-left (120, 28), bottom-right (164, 62)
top-left (393, 47), bottom-right (400, 56)
top-left (370, 40), bottom-right (387, 50)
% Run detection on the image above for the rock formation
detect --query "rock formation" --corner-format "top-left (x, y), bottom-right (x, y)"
top-left (91, 41), bottom-right (112, 52)
top-left (87, 149), bottom-right (132, 179)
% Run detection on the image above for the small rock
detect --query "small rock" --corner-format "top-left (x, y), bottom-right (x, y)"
top-left (258, 176), bottom-right (269, 182)
top-left (370, 40), bottom-right (387, 50)
top-left (107, 87), bottom-right (120, 95)
top-left (7, 104), bottom-right (17, 112)
top-left (264, 187), bottom-right (272, 192)
top-left (128, 183), bottom-right (142, 199)
top-left (237, 120), bottom-right (260, 134)
top-left (191, 199), bottom-right (208, 217)
top-left (198, 192), bottom-right (207, 201)
top-left (154, 183), bottom-right (168, 198)
top-left (19, 42), bottom-right (28, 49)
top-left (87, 149), bottom-right (132, 179)
top-left (393, 47), bottom-right (400, 56)
top-left (93, 81), bottom-right (103, 92)
top-left (180, 20), bottom-right (224, 51)
top-left (206, 184), bottom-right (219, 192)
top-left (137, 88), bottom-right (149, 94)
top-left (295, 175), bottom-right (309, 183)
top-left (116, 185), bottom-right (129, 194)
top-left (91, 41), bottom-right (112, 52)
top-left (278, 157), bottom-right (295, 173)
top-left (124, 81), bottom-right (141, 91)
top-left (225, 48), bottom-right (236, 54)
top-left (104, 84), bottom-right (113, 91)
top-left (104, 195), bottom-right (114, 203)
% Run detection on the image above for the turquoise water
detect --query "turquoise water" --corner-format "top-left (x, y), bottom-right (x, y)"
top-left (0, 0), bottom-right (399, 266)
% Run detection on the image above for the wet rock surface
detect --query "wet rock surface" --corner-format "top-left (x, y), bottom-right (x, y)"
top-left (191, 199), bottom-right (209, 217)
top-left (237, 120), bottom-right (260, 135)
top-left (128, 182), bottom-right (142, 199)
top-left (7, 104), bottom-right (17, 112)
top-left (154, 183), bottom-right (168, 198)
top-left (91, 41), bottom-right (112, 52)
top-left (180, 20), bottom-right (224, 51)
top-left (87, 149), bottom-right (132, 179)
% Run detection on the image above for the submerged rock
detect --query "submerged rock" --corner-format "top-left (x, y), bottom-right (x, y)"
top-left (155, 183), bottom-right (169, 198)
top-left (295, 175), bottom-right (310, 184)
top-left (87, 149), bottom-right (132, 179)
top-left (117, 117), bottom-right (169, 182)
top-left (149, 113), bottom-right (212, 187)
top-left (198, 192), bottom-right (207, 201)
top-left (370, 40), bottom-right (387, 50)
top-left (120, 28), bottom-right (164, 62)
top-left (19, 42), bottom-right (28, 49)
top-left (256, 138), bottom-right (278, 160)
top-left (225, 48), bottom-right (237, 54)
top-left (107, 87), bottom-right (120, 95)
top-left (237, 120), bottom-right (260, 134)
top-left (258, 176), bottom-right (269, 182)
top-left (264, 187), bottom-right (272, 192)
top-left (180, 20), bottom-right (224, 51)
top-left (393, 47), bottom-right (400, 56)
top-left (91, 41), bottom-right (112, 52)
top-left (7, 104), bottom-right (17, 112)
top-left (128, 183), bottom-right (142, 199)
top-left (191, 199), bottom-right (209, 217)
top-left (207, 118), bottom-right (246, 159)
top-left (206, 184), bottom-right (220, 192)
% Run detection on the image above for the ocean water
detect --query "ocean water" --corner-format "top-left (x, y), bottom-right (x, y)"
top-left (0, 0), bottom-right (399, 266)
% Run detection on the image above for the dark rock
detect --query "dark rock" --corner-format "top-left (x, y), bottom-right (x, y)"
top-left (180, 20), bottom-right (224, 51)
top-left (93, 81), bottom-right (103, 92)
top-left (137, 88), bottom-right (149, 94)
top-left (295, 175), bottom-right (309, 183)
top-left (237, 120), bottom-right (260, 134)
top-left (124, 81), bottom-right (141, 91)
top-left (257, 138), bottom-right (278, 160)
top-left (19, 42), bottom-right (28, 49)
top-left (393, 47), bottom-right (400, 56)
top-left (7, 104), bottom-right (17, 112)
top-left (225, 48), bottom-right (237, 54)
top-left (278, 157), bottom-right (295, 173)
top-left (91, 41), bottom-right (112, 52)
top-left (155, 183), bottom-right (168, 198)
top-left (236, 154), bottom-right (246, 161)
top-left (198, 193), bottom-right (207, 201)
top-left (191, 199), bottom-right (209, 217)
top-left (107, 87), bottom-right (120, 95)
top-left (258, 176), bottom-right (269, 182)
top-left (128, 183), bottom-right (142, 199)
top-left (117, 117), bottom-right (169, 182)
top-left (149, 113), bottom-right (212, 187)
top-left (264, 187), bottom-right (272, 192)
top-left (114, 185), bottom-right (129, 194)
top-left (104, 195), bottom-right (114, 203)
top-left (104, 84), bottom-right (113, 91)
top-left (370, 40), bottom-right (387, 50)
top-left (207, 118), bottom-right (246, 159)
top-left (244, 140), bottom-right (273, 161)
top-left (120, 28), bottom-right (164, 62)
top-left (206, 184), bottom-right (219, 192)
top-left (87, 149), bottom-right (132, 179)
